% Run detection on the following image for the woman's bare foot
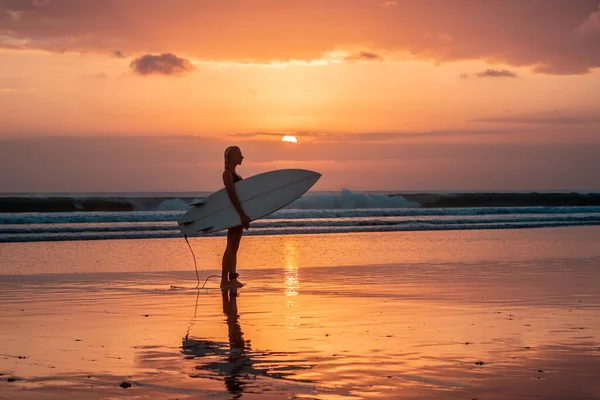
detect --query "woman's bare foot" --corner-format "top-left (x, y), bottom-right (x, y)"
top-left (230, 279), bottom-right (244, 288)
top-left (228, 273), bottom-right (244, 288)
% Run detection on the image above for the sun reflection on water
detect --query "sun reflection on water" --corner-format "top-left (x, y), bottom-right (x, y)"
top-left (284, 238), bottom-right (300, 330)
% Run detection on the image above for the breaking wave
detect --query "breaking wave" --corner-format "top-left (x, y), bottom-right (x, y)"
top-left (2, 190), bottom-right (600, 242)
top-left (1, 207), bottom-right (600, 242)
top-left (2, 190), bottom-right (599, 213)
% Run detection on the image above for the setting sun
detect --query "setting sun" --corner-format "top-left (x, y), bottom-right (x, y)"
top-left (282, 135), bottom-right (298, 143)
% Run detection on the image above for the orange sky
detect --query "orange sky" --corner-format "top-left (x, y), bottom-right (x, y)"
top-left (1, 0), bottom-right (600, 192)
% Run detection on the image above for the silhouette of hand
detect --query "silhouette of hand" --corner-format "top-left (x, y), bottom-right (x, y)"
top-left (241, 214), bottom-right (251, 230)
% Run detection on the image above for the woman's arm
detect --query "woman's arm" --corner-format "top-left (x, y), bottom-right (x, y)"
top-left (223, 170), bottom-right (250, 228)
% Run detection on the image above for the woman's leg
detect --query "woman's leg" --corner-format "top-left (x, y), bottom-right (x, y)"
top-left (221, 226), bottom-right (243, 288)
top-left (229, 226), bottom-right (244, 287)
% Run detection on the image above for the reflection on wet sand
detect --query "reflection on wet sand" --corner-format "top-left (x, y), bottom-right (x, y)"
top-left (181, 288), bottom-right (312, 398)
top-left (284, 238), bottom-right (300, 332)
top-left (2, 228), bottom-right (600, 399)
top-left (221, 289), bottom-right (250, 397)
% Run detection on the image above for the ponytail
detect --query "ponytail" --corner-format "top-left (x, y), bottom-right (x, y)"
top-left (224, 146), bottom-right (236, 170)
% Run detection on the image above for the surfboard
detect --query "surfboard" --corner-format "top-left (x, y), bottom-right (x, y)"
top-left (177, 169), bottom-right (321, 235)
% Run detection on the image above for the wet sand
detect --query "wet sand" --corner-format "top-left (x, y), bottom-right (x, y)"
top-left (1, 227), bottom-right (600, 399)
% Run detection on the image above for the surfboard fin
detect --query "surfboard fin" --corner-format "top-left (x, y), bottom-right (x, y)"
top-left (190, 199), bottom-right (207, 207)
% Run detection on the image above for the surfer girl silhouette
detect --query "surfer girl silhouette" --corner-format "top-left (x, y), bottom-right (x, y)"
top-left (221, 146), bottom-right (250, 289)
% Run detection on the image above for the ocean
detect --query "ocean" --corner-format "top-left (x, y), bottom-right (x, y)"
top-left (1, 190), bottom-right (600, 243)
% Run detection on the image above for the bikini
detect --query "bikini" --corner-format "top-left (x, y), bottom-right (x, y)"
top-left (231, 171), bottom-right (242, 183)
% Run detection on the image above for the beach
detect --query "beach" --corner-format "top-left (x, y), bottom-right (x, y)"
top-left (1, 226), bottom-right (600, 399)
top-left (4, 0), bottom-right (600, 398)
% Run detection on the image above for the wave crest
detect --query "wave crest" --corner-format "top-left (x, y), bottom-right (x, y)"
top-left (287, 189), bottom-right (419, 209)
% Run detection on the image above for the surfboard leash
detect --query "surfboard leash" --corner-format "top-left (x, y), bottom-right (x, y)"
top-left (175, 234), bottom-right (220, 290)
top-left (183, 234), bottom-right (200, 287)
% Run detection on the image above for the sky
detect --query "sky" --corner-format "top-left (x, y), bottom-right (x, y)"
top-left (1, 0), bottom-right (600, 193)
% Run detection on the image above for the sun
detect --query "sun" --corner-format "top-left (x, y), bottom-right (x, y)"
top-left (281, 135), bottom-right (298, 143)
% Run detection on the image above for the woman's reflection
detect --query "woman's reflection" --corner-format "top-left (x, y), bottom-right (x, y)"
top-left (181, 288), bottom-right (251, 398)
top-left (182, 287), bottom-right (310, 397)
top-left (222, 288), bottom-right (251, 396)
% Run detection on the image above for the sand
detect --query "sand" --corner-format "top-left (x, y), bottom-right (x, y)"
top-left (1, 227), bottom-right (600, 399)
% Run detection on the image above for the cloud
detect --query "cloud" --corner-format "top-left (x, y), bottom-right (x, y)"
top-left (32, 0), bottom-right (52, 6)
top-left (471, 110), bottom-right (600, 125)
top-left (578, 3), bottom-right (600, 35)
top-left (462, 69), bottom-right (519, 79)
top-left (1, 1), bottom-right (600, 75)
top-left (129, 53), bottom-right (195, 76)
top-left (475, 69), bottom-right (519, 78)
top-left (344, 51), bottom-right (383, 62)
top-left (229, 129), bottom-right (507, 143)
top-left (112, 49), bottom-right (126, 58)
top-left (1, 8), bottom-right (19, 21)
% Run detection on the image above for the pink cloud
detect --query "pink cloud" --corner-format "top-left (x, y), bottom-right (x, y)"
top-left (344, 51), bottom-right (383, 61)
top-left (578, 3), bottom-right (600, 34)
top-left (1, 0), bottom-right (599, 74)
top-left (461, 69), bottom-right (519, 79)
top-left (130, 53), bottom-right (195, 76)
top-left (474, 69), bottom-right (519, 79)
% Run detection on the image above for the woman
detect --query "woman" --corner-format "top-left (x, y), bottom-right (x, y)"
top-left (221, 146), bottom-right (250, 289)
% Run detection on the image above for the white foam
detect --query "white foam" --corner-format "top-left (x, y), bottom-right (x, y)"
top-left (3, 210), bottom-right (600, 243)
top-left (286, 189), bottom-right (419, 209)
top-left (155, 199), bottom-right (194, 211)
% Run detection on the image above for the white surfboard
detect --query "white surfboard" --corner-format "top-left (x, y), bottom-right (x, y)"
top-left (177, 169), bottom-right (321, 235)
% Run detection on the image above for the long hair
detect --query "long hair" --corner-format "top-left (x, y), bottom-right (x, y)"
top-left (224, 146), bottom-right (238, 170)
